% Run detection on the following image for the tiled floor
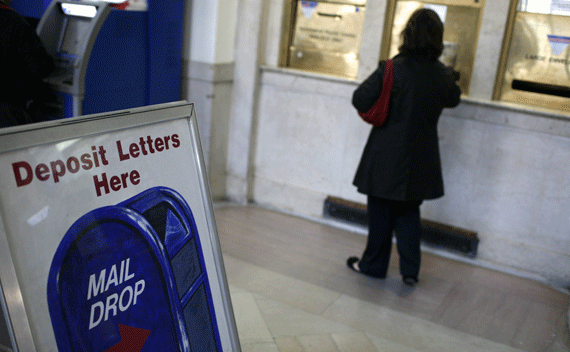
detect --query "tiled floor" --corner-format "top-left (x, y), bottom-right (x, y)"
top-left (226, 255), bottom-right (526, 352)
top-left (216, 205), bottom-right (570, 352)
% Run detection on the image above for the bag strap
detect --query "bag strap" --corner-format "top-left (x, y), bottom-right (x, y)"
top-left (379, 59), bottom-right (394, 109)
top-left (358, 59), bottom-right (394, 127)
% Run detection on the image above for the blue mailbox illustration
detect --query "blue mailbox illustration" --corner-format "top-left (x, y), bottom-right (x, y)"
top-left (47, 187), bottom-right (222, 351)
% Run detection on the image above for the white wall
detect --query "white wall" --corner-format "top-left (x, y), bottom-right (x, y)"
top-left (215, 0), bottom-right (239, 64)
top-left (252, 70), bottom-right (366, 213)
top-left (188, 0), bottom-right (238, 64)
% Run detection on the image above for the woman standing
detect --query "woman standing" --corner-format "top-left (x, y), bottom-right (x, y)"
top-left (347, 8), bottom-right (461, 285)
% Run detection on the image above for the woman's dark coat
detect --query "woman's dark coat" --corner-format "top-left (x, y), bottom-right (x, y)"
top-left (352, 54), bottom-right (461, 201)
top-left (0, 5), bottom-right (54, 127)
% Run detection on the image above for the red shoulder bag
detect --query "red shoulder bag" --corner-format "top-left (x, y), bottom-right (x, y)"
top-left (358, 59), bottom-right (394, 127)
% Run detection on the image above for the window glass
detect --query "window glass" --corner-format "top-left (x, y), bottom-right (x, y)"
top-left (519, 0), bottom-right (570, 16)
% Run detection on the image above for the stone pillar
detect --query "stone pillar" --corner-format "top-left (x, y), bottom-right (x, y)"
top-left (226, 0), bottom-right (267, 204)
top-left (469, 0), bottom-right (510, 99)
top-left (357, 0), bottom-right (389, 81)
top-left (182, 0), bottom-right (237, 200)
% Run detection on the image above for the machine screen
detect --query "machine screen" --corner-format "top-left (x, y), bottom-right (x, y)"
top-left (58, 16), bottom-right (92, 59)
top-left (61, 3), bottom-right (97, 18)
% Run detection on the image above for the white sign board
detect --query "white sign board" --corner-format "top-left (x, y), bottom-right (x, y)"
top-left (0, 102), bottom-right (240, 352)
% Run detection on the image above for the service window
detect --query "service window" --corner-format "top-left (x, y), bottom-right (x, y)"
top-left (495, 0), bottom-right (570, 112)
top-left (381, 0), bottom-right (485, 95)
top-left (280, 1), bottom-right (367, 79)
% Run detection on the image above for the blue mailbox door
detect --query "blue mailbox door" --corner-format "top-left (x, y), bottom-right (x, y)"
top-left (48, 187), bottom-right (222, 351)
top-left (119, 187), bottom-right (222, 351)
top-left (48, 206), bottom-right (188, 351)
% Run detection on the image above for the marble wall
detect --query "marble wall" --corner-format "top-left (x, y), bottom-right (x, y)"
top-left (224, 0), bottom-right (570, 285)
top-left (427, 101), bottom-right (570, 285)
top-left (182, 60), bottom-right (234, 199)
top-left (252, 69), bottom-right (367, 213)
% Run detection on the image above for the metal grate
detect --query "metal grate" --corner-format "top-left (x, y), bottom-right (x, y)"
top-left (323, 196), bottom-right (479, 257)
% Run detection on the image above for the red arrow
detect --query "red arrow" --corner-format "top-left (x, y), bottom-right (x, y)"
top-left (104, 325), bottom-right (151, 352)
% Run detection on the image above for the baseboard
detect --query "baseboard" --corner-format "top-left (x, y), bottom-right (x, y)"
top-left (323, 196), bottom-right (479, 258)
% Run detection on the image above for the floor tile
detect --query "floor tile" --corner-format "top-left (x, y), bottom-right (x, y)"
top-left (229, 291), bottom-right (273, 345)
top-left (365, 333), bottom-right (423, 352)
top-left (255, 296), bottom-right (357, 337)
top-left (274, 336), bottom-right (304, 352)
top-left (432, 282), bottom-right (528, 344)
top-left (228, 284), bottom-right (248, 295)
top-left (240, 342), bottom-right (280, 352)
top-left (216, 205), bottom-right (570, 352)
top-left (547, 336), bottom-right (570, 352)
top-left (296, 334), bottom-right (340, 352)
top-left (331, 332), bottom-right (377, 352)
top-left (320, 294), bottom-right (523, 352)
top-left (512, 301), bottom-right (568, 352)
top-left (224, 255), bottom-right (342, 315)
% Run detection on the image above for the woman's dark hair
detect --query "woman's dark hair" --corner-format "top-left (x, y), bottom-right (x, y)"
top-left (398, 8), bottom-right (444, 60)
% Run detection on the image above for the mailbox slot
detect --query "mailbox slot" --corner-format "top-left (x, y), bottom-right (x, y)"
top-left (495, 1), bottom-right (570, 112)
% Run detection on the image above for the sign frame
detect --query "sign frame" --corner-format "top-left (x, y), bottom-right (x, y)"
top-left (0, 101), bottom-right (241, 352)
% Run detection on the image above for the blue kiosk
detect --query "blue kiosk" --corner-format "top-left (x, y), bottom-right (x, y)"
top-left (19, 0), bottom-right (184, 119)
top-left (10, 0), bottom-right (51, 22)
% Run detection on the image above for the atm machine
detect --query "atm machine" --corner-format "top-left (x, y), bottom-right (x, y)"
top-left (33, 0), bottom-right (183, 119)
top-left (38, 1), bottom-right (114, 118)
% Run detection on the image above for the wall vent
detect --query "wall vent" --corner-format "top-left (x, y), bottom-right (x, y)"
top-left (324, 196), bottom-right (479, 258)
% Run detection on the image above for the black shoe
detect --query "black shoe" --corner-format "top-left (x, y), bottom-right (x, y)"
top-left (403, 276), bottom-right (418, 286)
top-left (347, 257), bottom-right (387, 279)
top-left (346, 256), bottom-right (360, 273)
